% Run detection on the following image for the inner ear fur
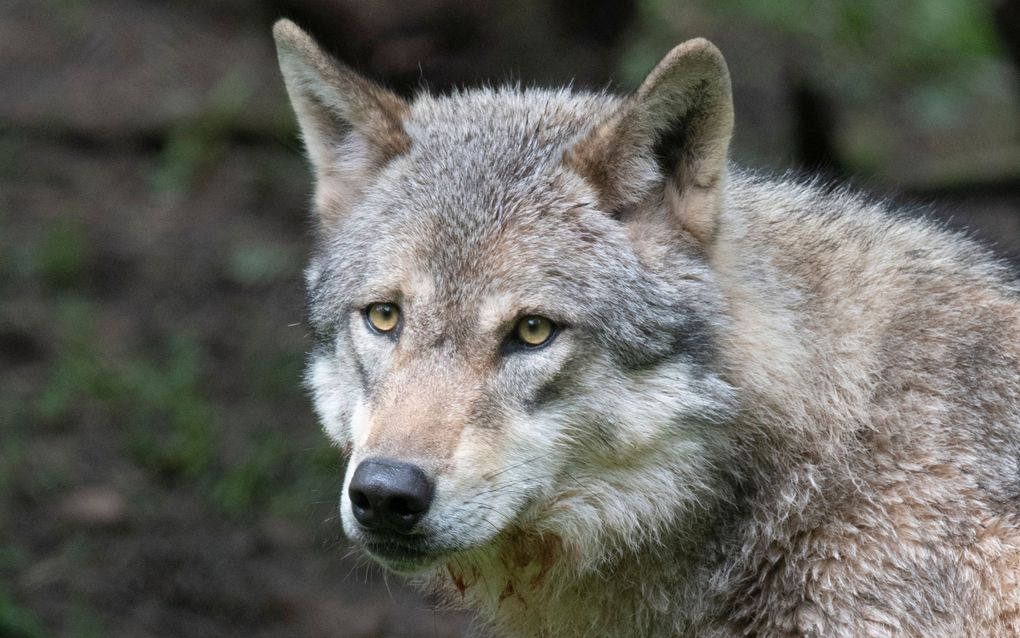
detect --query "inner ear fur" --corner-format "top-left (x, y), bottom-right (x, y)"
top-left (273, 19), bottom-right (411, 227)
top-left (566, 39), bottom-right (734, 244)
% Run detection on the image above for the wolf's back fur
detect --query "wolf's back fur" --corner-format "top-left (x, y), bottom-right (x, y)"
top-left (274, 19), bottom-right (1020, 636)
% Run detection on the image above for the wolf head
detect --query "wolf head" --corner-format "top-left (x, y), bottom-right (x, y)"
top-left (274, 19), bottom-right (739, 575)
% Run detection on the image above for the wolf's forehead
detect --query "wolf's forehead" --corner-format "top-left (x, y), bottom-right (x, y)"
top-left (338, 89), bottom-right (627, 317)
top-left (404, 88), bottom-right (616, 181)
top-left (364, 91), bottom-right (615, 275)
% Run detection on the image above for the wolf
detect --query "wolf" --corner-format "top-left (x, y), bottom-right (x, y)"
top-left (272, 18), bottom-right (1020, 637)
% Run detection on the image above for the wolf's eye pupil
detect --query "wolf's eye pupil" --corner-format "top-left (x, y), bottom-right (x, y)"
top-left (366, 303), bottom-right (400, 333)
top-left (515, 316), bottom-right (554, 347)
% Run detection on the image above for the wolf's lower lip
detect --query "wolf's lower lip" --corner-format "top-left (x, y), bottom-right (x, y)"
top-left (362, 538), bottom-right (440, 572)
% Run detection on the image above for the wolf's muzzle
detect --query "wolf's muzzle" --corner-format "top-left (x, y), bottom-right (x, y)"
top-left (348, 458), bottom-right (433, 534)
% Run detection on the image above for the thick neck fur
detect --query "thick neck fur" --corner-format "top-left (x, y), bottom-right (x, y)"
top-left (419, 172), bottom-right (1020, 637)
top-left (424, 502), bottom-right (737, 636)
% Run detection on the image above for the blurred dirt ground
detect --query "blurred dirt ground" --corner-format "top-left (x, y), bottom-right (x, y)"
top-left (0, 0), bottom-right (1017, 637)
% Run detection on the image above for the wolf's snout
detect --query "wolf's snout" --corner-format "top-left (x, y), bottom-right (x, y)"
top-left (348, 458), bottom-right (433, 533)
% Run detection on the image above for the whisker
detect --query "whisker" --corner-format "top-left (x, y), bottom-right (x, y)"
top-left (564, 471), bottom-right (600, 502)
top-left (481, 454), bottom-right (549, 480)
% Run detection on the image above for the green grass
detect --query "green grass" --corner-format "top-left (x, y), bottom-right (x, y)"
top-left (226, 242), bottom-right (300, 288)
top-left (0, 540), bottom-right (103, 638)
top-left (34, 297), bottom-right (106, 427)
top-left (31, 293), bottom-right (338, 519)
top-left (247, 346), bottom-right (306, 400)
top-left (69, 600), bottom-right (104, 638)
top-left (120, 334), bottom-right (218, 481)
top-left (33, 298), bottom-right (218, 480)
top-left (211, 432), bottom-right (292, 516)
top-left (274, 440), bottom-right (345, 518)
top-left (0, 589), bottom-right (48, 638)
top-left (0, 546), bottom-right (33, 574)
top-left (0, 218), bottom-right (89, 291)
top-left (18, 232), bottom-right (342, 520)
top-left (0, 399), bottom-right (29, 501)
top-left (33, 222), bottom-right (88, 289)
top-left (0, 548), bottom-right (42, 638)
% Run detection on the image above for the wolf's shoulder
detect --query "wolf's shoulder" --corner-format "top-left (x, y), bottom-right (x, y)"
top-left (723, 169), bottom-right (1020, 294)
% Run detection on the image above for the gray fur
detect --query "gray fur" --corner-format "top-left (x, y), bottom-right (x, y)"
top-left (275, 19), bottom-right (1020, 637)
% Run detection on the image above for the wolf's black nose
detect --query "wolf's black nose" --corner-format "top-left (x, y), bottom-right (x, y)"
top-left (348, 458), bottom-right (433, 533)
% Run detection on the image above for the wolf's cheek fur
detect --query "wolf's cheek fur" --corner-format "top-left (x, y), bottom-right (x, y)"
top-left (306, 312), bottom-right (389, 450)
top-left (306, 353), bottom-right (360, 448)
top-left (519, 355), bottom-right (738, 564)
top-left (423, 411), bottom-right (571, 549)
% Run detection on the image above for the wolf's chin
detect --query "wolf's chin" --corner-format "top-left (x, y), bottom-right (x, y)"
top-left (370, 553), bottom-right (438, 575)
top-left (360, 539), bottom-right (451, 575)
top-left (361, 532), bottom-right (501, 575)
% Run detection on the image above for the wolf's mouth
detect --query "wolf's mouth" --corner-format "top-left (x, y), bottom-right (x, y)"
top-left (361, 537), bottom-right (443, 573)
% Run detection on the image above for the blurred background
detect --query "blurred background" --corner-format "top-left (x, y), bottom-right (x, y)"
top-left (1, 0), bottom-right (1018, 636)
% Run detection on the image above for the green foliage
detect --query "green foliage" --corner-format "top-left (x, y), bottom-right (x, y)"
top-left (271, 440), bottom-right (344, 518)
top-left (211, 442), bottom-right (342, 520)
top-left (248, 346), bottom-right (306, 400)
top-left (0, 540), bottom-right (99, 638)
top-left (211, 433), bottom-right (291, 515)
top-left (226, 242), bottom-right (300, 288)
top-left (630, 0), bottom-right (1002, 92)
top-left (34, 297), bottom-right (99, 425)
top-left (151, 69), bottom-right (255, 195)
top-left (30, 296), bottom-right (335, 519)
top-left (34, 299), bottom-right (217, 480)
top-left (0, 546), bottom-right (32, 573)
top-left (120, 335), bottom-right (217, 481)
top-left (0, 589), bottom-right (48, 638)
top-left (1, 391), bottom-right (69, 504)
top-left (623, 0), bottom-right (1015, 178)
top-left (0, 195), bottom-right (88, 293)
top-left (0, 402), bottom-right (27, 499)
top-left (690, 0), bottom-right (999, 57)
top-left (69, 601), bottom-right (104, 638)
top-left (32, 222), bottom-right (88, 289)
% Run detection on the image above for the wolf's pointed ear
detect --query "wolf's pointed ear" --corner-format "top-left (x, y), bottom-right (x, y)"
top-left (273, 19), bottom-right (410, 226)
top-left (566, 39), bottom-right (733, 244)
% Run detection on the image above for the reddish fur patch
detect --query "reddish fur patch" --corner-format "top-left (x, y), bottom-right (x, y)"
top-left (498, 580), bottom-right (515, 606)
top-left (447, 563), bottom-right (467, 597)
top-left (498, 530), bottom-right (564, 591)
top-left (530, 535), bottom-right (561, 589)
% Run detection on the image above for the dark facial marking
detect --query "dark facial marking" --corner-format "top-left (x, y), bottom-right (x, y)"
top-left (610, 308), bottom-right (716, 373)
top-left (345, 337), bottom-right (372, 392)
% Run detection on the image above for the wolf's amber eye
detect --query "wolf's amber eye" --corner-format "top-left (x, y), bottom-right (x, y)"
top-left (365, 303), bottom-right (400, 333)
top-left (514, 316), bottom-right (555, 347)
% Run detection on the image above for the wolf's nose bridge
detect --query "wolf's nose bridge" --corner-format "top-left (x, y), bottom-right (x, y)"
top-left (366, 355), bottom-right (483, 457)
top-left (348, 458), bottom-right (434, 533)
